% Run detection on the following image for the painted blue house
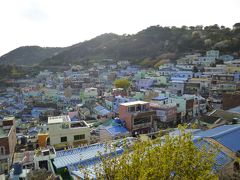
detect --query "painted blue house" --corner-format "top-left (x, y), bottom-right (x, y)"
top-left (136, 79), bottom-right (155, 90)
top-left (99, 118), bottom-right (129, 141)
top-left (172, 71), bottom-right (193, 79)
top-left (31, 107), bottom-right (52, 119)
top-left (219, 55), bottom-right (234, 62)
top-left (234, 72), bottom-right (240, 82)
top-left (94, 105), bottom-right (112, 118)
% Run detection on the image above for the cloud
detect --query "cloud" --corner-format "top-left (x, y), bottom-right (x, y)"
top-left (21, 1), bottom-right (48, 22)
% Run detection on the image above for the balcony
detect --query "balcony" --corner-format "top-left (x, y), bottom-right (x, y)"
top-left (133, 122), bottom-right (152, 130)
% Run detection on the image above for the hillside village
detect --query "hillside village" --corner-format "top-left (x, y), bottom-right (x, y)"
top-left (0, 49), bottom-right (240, 179)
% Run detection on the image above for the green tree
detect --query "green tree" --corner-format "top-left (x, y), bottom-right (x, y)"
top-left (95, 129), bottom-right (218, 180)
top-left (114, 79), bottom-right (130, 89)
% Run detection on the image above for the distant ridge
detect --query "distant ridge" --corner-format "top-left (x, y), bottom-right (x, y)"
top-left (0, 46), bottom-right (66, 65)
top-left (1, 23), bottom-right (240, 66)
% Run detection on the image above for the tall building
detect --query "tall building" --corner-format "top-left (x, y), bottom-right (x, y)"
top-left (119, 101), bottom-right (156, 135)
top-left (0, 117), bottom-right (17, 175)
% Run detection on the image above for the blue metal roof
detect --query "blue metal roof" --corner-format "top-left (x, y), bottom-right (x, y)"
top-left (152, 96), bottom-right (168, 101)
top-left (53, 143), bottom-right (124, 169)
top-left (194, 125), bottom-right (240, 152)
top-left (194, 139), bottom-right (233, 171)
top-left (94, 105), bottom-right (105, 111)
top-left (105, 126), bottom-right (129, 136)
top-left (227, 105), bottom-right (240, 114)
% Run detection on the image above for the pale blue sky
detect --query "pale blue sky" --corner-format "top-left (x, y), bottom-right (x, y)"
top-left (0, 0), bottom-right (239, 56)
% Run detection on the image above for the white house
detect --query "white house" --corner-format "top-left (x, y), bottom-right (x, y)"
top-left (47, 115), bottom-right (90, 148)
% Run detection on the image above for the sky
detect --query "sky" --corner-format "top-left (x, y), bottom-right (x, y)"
top-left (0, 0), bottom-right (240, 56)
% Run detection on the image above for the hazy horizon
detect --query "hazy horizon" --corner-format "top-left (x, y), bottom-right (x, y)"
top-left (0, 0), bottom-right (240, 56)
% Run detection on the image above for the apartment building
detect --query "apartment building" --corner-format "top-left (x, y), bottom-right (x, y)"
top-left (119, 101), bottom-right (156, 135)
top-left (0, 117), bottom-right (17, 175)
top-left (38, 115), bottom-right (90, 149)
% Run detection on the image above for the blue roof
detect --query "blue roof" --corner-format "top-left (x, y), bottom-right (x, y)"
top-left (227, 105), bottom-right (240, 114)
top-left (105, 126), bottom-right (129, 136)
top-left (194, 139), bottom-right (233, 171)
top-left (53, 143), bottom-right (124, 169)
top-left (94, 105), bottom-right (105, 111)
top-left (171, 77), bottom-right (188, 81)
top-left (152, 96), bottom-right (168, 101)
top-left (94, 105), bottom-right (110, 116)
top-left (194, 125), bottom-right (240, 152)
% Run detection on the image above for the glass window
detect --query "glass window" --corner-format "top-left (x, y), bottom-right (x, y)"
top-left (133, 117), bottom-right (151, 125)
top-left (0, 146), bottom-right (5, 155)
top-left (74, 134), bottom-right (85, 141)
top-left (128, 106), bottom-right (135, 113)
top-left (60, 136), bottom-right (67, 142)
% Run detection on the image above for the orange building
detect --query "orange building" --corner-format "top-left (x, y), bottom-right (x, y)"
top-left (119, 101), bottom-right (156, 135)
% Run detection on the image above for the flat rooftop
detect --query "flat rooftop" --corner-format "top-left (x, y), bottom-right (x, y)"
top-left (120, 101), bottom-right (148, 106)
top-left (48, 115), bottom-right (70, 124)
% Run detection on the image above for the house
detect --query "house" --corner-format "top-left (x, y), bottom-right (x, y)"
top-left (206, 50), bottom-right (219, 59)
top-left (136, 79), bottom-right (155, 90)
top-left (158, 68), bottom-right (177, 76)
top-left (175, 64), bottom-right (194, 71)
top-left (150, 96), bottom-right (177, 127)
top-left (172, 71), bottom-right (193, 79)
top-left (210, 83), bottom-right (237, 103)
top-left (212, 74), bottom-right (235, 83)
top-left (194, 125), bottom-right (240, 153)
top-left (94, 105), bottom-right (112, 119)
top-left (204, 65), bottom-right (227, 75)
top-left (0, 117), bottom-right (17, 175)
top-left (158, 63), bottom-right (174, 70)
top-left (117, 60), bottom-right (130, 68)
top-left (222, 92), bottom-right (240, 110)
top-left (234, 72), bottom-right (240, 82)
top-left (170, 125), bottom-right (240, 173)
top-left (165, 94), bottom-right (195, 123)
top-left (194, 56), bottom-right (216, 66)
top-left (84, 87), bottom-right (98, 98)
top-left (176, 54), bottom-right (200, 65)
top-left (188, 78), bottom-right (211, 93)
top-left (99, 118), bottom-right (130, 142)
top-left (112, 88), bottom-right (128, 97)
top-left (119, 101), bottom-right (156, 135)
top-left (38, 115), bottom-right (90, 149)
top-left (169, 78), bottom-right (187, 95)
top-left (52, 142), bottom-right (126, 179)
top-left (219, 55), bottom-right (234, 62)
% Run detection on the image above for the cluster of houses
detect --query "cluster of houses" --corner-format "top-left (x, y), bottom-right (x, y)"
top-left (0, 51), bottom-right (240, 179)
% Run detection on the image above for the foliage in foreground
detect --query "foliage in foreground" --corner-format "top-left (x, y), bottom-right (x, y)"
top-left (95, 130), bottom-right (218, 180)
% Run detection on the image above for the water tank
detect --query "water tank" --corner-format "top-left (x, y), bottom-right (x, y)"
top-left (13, 162), bottom-right (22, 175)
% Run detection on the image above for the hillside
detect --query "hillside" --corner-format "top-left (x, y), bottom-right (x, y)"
top-left (41, 24), bottom-right (240, 66)
top-left (0, 46), bottom-right (66, 65)
top-left (1, 23), bottom-right (240, 67)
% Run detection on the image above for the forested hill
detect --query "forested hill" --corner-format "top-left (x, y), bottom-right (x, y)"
top-left (0, 46), bottom-right (66, 65)
top-left (41, 23), bottom-right (240, 66)
top-left (1, 23), bottom-right (240, 66)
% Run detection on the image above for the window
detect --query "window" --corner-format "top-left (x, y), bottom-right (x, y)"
top-left (177, 103), bottom-right (180, 107)
top-left (142, 105), bottom-right (147, 111)
top-left (133, 117), bottom-right (151, 125)
top-left (74, 134), bottom-right (85, 141)
top-left (128, 106), bottom-right (135, 113)
top-left (0, 146), bottom-right (5, 155)
top-left (60, 136), bottom-right (67, 142)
